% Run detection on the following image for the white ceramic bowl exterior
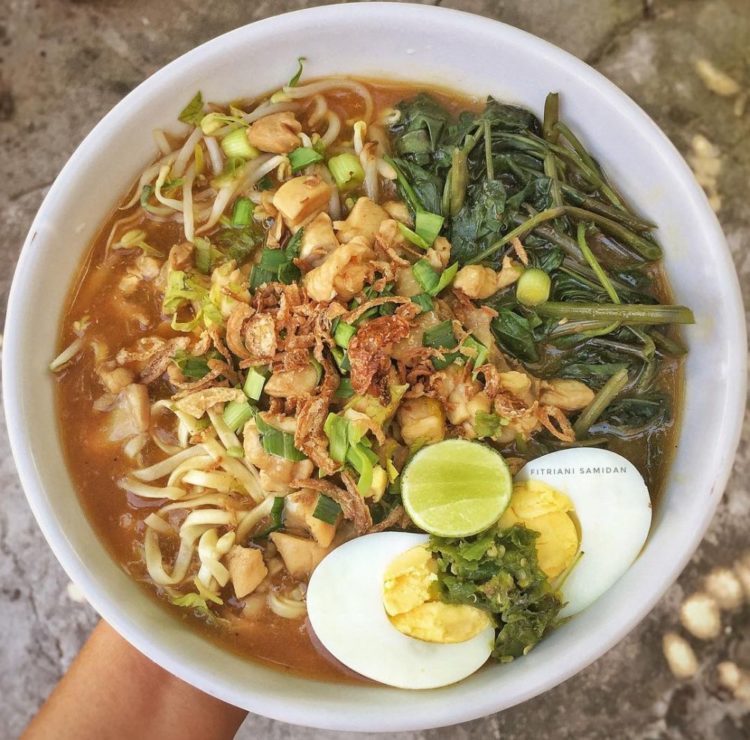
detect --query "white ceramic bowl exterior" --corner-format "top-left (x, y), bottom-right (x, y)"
top-left (4, 4), bottom-right (745, 732)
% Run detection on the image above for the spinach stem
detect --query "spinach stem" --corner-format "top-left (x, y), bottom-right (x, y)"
top-left (574, 367), bottom-right (629, 438)
top-left (537, 302), bottom-right (695, 325)
top-left (484, 120), bottom-right (494, 181)
top-left (543, 92), bottom-right (560, 144)
top-left (576, 223), bottom-right (620, 303)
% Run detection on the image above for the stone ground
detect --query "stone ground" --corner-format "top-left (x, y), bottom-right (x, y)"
top-left (1, 0), bottom-right (749, 737)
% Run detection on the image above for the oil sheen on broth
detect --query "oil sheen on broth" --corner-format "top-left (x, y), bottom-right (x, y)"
top-left (53, 76), bottom-right (684, 683)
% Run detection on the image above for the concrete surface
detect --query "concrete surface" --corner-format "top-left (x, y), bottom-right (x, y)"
top-left (2, 0), bottom-right (750, 738)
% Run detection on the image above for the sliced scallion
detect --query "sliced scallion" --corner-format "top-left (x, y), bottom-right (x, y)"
top-left (423, 320), bottom-right (457, 349)
top-left (334, 377), bottom-right (354, 400)
top-left (334, 321), bottom-right (357, 349)
top-left (398, 222), bottom-right (430, 250)
top-left (289, 146), bottom-right (324, 173)
top-left (194, 237), bottom-right (213, 274)
top-left (223, 400), bottom-right (254, 432)
top-left (221, 128), bottom-right (260, 160)
top-left (231, 197), bottom-right (253, 227)
top-left (415, 211), bottom-right (444, 246)
top-left (411, 292), bottom-right (434, 313)
top-left (312, 494), bottom-right (342, 525)
top-left (323, 413), bottom-right (349, 463)
top-left (243, 367), bottom-right (268, 401)
top-left (328, 153), bottom-right (365, 191)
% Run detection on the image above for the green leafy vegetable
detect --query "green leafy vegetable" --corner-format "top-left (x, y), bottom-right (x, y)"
top-left (178, 91), bottom-right (204, 126)
top-left (429, 525), bottom-right (562, 662)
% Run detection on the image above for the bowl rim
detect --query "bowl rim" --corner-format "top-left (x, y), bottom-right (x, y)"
top-left (4, 2), bottom-right (746, 732)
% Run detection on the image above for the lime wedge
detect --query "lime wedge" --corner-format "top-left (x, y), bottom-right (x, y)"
top-left (401, 439), bottom-right (512, 537)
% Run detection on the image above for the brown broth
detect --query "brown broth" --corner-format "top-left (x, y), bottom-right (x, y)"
top-left (54, 78), bottom-right (683, 684)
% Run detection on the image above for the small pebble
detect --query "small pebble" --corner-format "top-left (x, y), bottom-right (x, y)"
top-left (717, 661), bottom-right (741, 691)
top-left (693, 58), bottom-right (741, 97)
top-left (704, 567), bottom-right (745, 611)
top-left (680, 592), bottom-right (721, 640)
top-left (662, 632), bottom-right (699, 679)
top-left (733, 552), bottom-right (750, 597)
top-left (66, 582), bottom-right (87, 603)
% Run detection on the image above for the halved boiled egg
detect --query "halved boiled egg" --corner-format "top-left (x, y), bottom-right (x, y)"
top-left (306, 532), bottom-right (495, 689)
top-left (516, 447), bottom-right (651, 618)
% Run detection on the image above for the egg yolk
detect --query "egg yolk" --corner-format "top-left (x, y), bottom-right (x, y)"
top-left (498, 480), bottom-right (580, 579)
top-left (383, 545), bottom-right (491, 644)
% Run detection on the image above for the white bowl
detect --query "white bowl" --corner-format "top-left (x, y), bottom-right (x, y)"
top-left (4, 3), bottom-right (745, 733)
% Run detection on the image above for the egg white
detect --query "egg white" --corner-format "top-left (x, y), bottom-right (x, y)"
top-left (306, 531), bottom-right (495, 689)
top-left (517, 447), bottom-right (652, 617)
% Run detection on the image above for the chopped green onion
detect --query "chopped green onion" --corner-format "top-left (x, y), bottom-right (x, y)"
top-left (223, 400), bottom-right (254, 432)
top-left (412, 260), bottom-right (458, 297)
top-left (261, 427), bottom-right (306, 461)
top-left (334, 377), bottom-right (354, 400)
top-left (311, 357), bottom-right (323, 386)
top-left (415, 211), bottom-right (444, 246)
top-left (173, 349), bottom-right (212, 379)
top-left (243, 367), bottom-right (268, 401)
top-left (331, 347), bottom-right (351, 373)
top-left (334, 321), bottom-right (357, 349)
top-left (328, 153), bottom-right (365, 191)
top-left (254, 496), bottom-right (285, 539)
top-left (221, 128), bottom-right (259, 159)
top-left (178, 91), bottom-right (204, 126)
top-left (411, 293), bottom-right (434, 313)
top-left (346, 442), bottom-right (374, 494)
top-left (462, 335), bottom-right (489, 375)
top-left (194, 237), bottom-right (213, 274)
top-left (432, 262), bottom-right (458, 295)
top-left (423, 320), bottom-right (458, 349)
top-left (516, 268), bottom-right (552, 307)
top-left (474, 411), bottom-right (508, 439)
top-left (289, 146), bottom-right (324, 173)
top-left (398, 222), bottom-right (430, 250)
top-left (312, 494), bottom-right (342, 525)
top-left (231, 197), bottom-right (253, 227)
top-left (323, 413), bottom-right (349, 463)
top-left (412, 259), bottom-right (439, 294)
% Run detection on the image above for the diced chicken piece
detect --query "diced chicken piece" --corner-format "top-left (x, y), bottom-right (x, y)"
top-left (247, 111), bottom-right (302, 154)
top-left (284, 489), bottom-right (338, 547)
top-left (540, 379), bottom-right (594, 411)
top-left (454, 257), bottom-right (523, 299)
top-left (298, 213), bottom-right (339, 269)
top-left (426, 236), bottom-right (451, 270)
top-left (264, 365), bottom-right (319, 398)
top-left (303, 236), bottom-right (374, 302)
top-left (382, 200), bottom-right (412, 226)
top-left (397, 397), bottom-right (446, 446)
top-left (272, 175), bottom-right (331, 231)
top-left (269, 532), bottom-right (330, 579)
top-left (498, 370), bottom-right (537, 406)
top-left (333, 197), bottom-right (390, 245)
top-left (96, 360), bottom-right (134, 394)
top-left (106, 383), bottom-right (150, 442)
top-left (227, 546), bottom-right (268, 599)
top-left (175, 387), bottom-right (246, 418)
